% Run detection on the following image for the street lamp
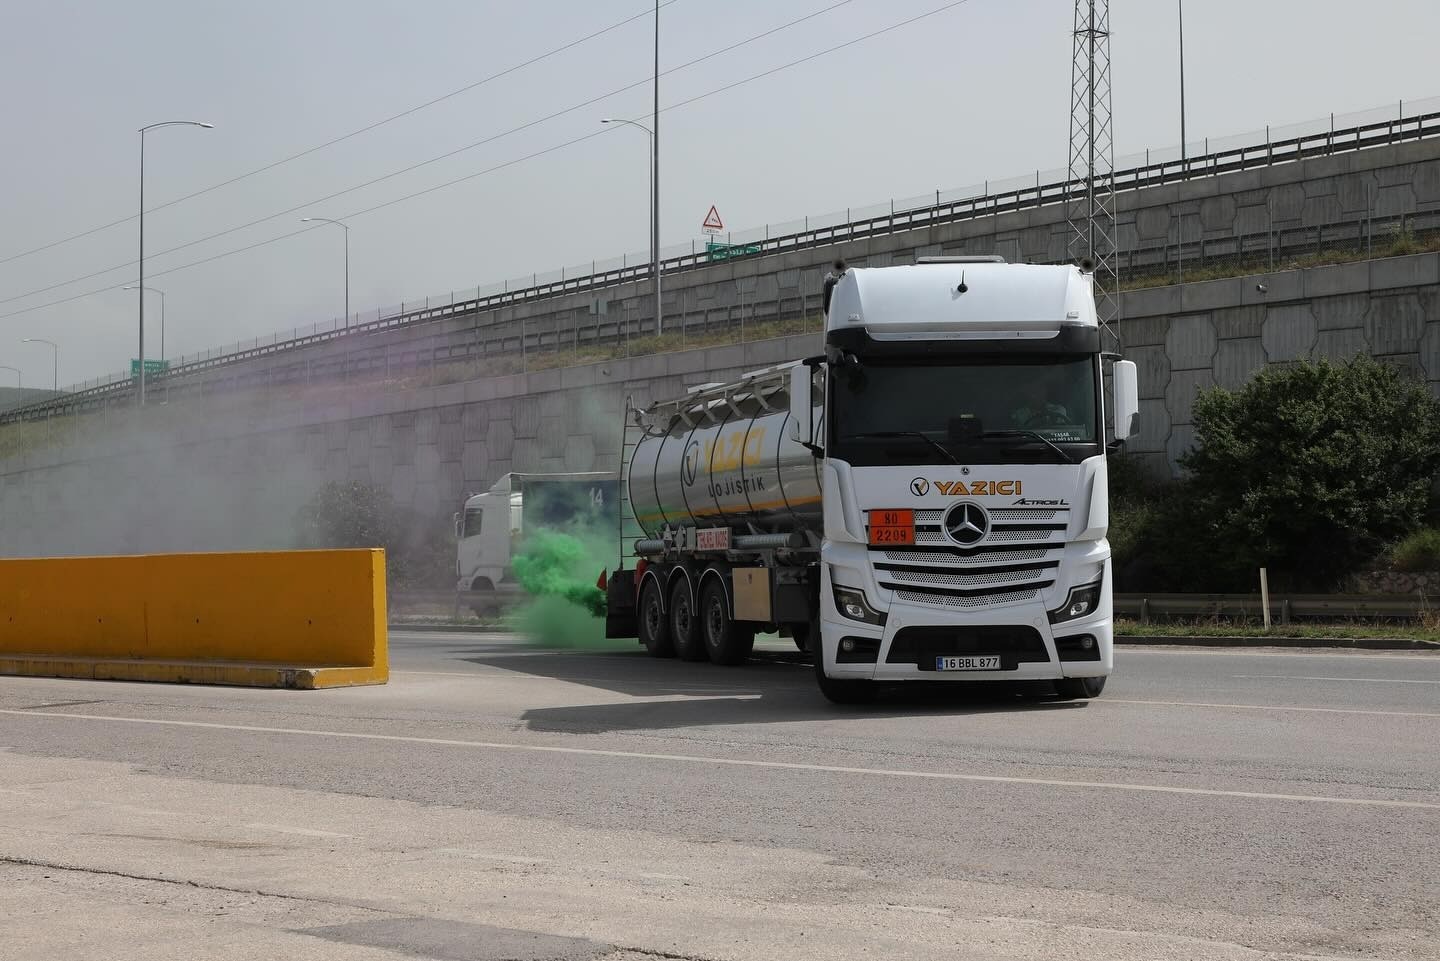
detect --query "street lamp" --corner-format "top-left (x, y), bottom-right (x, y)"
top-left (602, 117), bottom-right (660, 336)
top-left (301, 218), bottom-right (350, 328)
top-left (0, 365), bottom-right (21, 391)
top-left (122, 286), bottom-right (165, 363)
top-left (22, 339), bottom-right (57, 392)
top-left (1178, 0), bottom-right (1187, 172)
top-left (139, 120), bottom-right (212, 407)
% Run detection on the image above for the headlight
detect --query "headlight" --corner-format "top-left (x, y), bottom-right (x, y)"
top-left (1049, 581), bottom-right (1103, 624)
top-left (833, 586), bottom-right (886, 625)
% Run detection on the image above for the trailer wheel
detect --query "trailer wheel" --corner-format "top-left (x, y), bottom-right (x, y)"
top-left (1053, 676), bottom-right (1107, 700)
top-left (669, 579), bottom-right (705, 661)
top-left (813, 641), bottom-right (876, 704)
top-left (700, 580), bottom-right (754, 666)
top-left (638, 578), bottom-right (673, 658)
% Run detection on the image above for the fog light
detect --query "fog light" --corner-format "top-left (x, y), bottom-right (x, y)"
top-left (841, 638), bottom-right (856, 653)
top-left (1081, 635), bottom-right (1094, 650)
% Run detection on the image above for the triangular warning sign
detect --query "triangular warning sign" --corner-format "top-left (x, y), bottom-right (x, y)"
top-left (701, 205), bottom-right (724, 232)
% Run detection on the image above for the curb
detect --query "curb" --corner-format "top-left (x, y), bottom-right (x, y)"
top-left (1117, 634), bottom-right (1439, 651)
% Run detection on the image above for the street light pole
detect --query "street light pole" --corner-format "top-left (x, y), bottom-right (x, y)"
top-left (123, 286), bottom-right (166, 363)
top-left (301, 218), bottom-right (351, 327)
top-left (1178, 0), bottom-right (1187, 171)
top-left (138, 120), bottom-right (212, 408)
top-left (0, 366), bottom-right (21, 392)
top-left (653, 0), bottom-right (662, 337)
top-left (22, 339), bottom-right (58, 392)
top-left (600, 119), bottom-right (655, 338)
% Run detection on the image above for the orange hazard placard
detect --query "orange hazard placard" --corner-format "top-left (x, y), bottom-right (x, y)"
top-left (867, 509), bottom-right (915, 545)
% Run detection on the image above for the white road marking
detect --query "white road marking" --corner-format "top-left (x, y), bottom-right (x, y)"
top-left (1118, 648), bottom-right (1438, 661)
top-left (1232, 674), bottom-right (1440, 685)
top-left (1, 708), bottom-right (1435, 811)
top-left (1106, 698), bottom-right (1440, 719)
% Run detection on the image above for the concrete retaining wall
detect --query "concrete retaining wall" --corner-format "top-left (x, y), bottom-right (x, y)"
top-left (2, 251), bottom-right (1438, 559)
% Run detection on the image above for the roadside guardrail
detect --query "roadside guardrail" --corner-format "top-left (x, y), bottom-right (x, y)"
top-left (1114, 593), bottom-right (1431, 623)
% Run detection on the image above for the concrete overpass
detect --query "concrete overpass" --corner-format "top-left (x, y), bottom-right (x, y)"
top-left (2, 111), bottom-right (1439, 557)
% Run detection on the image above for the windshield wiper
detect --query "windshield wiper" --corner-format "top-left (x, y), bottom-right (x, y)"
top-left (844, 431), bottom-right (960, 465)
top-left (980, 429), bottom-right (1076, 464)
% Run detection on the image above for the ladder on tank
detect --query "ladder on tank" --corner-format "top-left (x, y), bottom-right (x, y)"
top-left (616, 394), bottom-right (648, 571)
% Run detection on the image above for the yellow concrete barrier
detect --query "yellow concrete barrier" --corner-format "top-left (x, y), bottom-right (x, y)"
top-left (0, 549), bottom-right (388, 689)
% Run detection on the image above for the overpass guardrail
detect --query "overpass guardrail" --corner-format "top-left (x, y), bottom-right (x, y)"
top-left (5, 103), bottom-right (1440, 427)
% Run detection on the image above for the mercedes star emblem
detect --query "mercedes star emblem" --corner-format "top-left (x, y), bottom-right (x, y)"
top-left (944, 502), bottom-right (989, 546)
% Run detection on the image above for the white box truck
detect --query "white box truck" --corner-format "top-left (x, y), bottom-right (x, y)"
top-left (602, 258), bottom-right (1139, 702)
top-left (456, 472), bottom-right (619, 615)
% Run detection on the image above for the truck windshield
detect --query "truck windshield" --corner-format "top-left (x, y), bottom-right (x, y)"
top-left (828, 355), bottom-right (1100, 466)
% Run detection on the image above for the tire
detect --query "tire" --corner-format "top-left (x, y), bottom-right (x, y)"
top-left (700, 580), bottom-right (754, 666)
top-left (813, 635), bottom-right (876, 704)
top-left (637, 578), bottom-right (673, 658)
top-left (668, 578), bottom-right (706, 662)
top-left (790, 621), bottom-right (813, 654)
top-left (1053, 676), bottom-right (1107, 700)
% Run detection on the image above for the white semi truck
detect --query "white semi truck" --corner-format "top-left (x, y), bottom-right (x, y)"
top-left (602, 257), bottom-right (1139, 702)
top-left (456, 472), bottom-right (618, 614)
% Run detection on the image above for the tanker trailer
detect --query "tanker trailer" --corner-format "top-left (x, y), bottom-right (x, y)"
top-left (603, 258), bottom-right (1140, 704)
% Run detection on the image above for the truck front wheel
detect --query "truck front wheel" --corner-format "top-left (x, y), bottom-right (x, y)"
top-left (700, 580), bottom-right (754, 666)
top-left (1054, 676), bottom-right (1107, 700)
top-left (638, 578), bottom-right (673, 658)
top-left (813, 644), bottom-right (876, 704)
top-left (669, 580), bottom-right (706, 662)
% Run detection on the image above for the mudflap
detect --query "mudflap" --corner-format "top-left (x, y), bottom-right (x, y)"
top-left (605, 568), bottom-right (639, 639)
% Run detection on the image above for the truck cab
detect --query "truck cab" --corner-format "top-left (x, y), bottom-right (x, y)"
top-left (796, 258), bottom-right (1139, 700)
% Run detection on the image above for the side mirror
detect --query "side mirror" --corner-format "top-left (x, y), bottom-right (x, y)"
top-left (789, 363), bottom-right (823, 456)
top-left (1111, 359), bottom-right (1140, 442)
top-left (452, 512), bottom-right (463, 538)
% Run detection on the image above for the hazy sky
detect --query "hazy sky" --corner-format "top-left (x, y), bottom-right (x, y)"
top-left (1, 0), bottom-right (1437, 387)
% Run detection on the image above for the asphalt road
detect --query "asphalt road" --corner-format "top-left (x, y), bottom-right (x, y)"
top-left (0, 633), bottom-right (1436, 961)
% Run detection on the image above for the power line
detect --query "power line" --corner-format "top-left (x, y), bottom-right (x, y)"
top-left (0, 0), bottom-right (977, 325)
top-left (0, 0), bottom-right (683, 269)
top-left (0, 0), bottom-right (856, 308)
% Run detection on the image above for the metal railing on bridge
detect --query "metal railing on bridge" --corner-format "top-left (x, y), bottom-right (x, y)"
top-left (5, 98), bottom-right (1439, 426)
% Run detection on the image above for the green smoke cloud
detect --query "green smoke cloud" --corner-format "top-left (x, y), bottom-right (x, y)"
top-left (511, 529), bottom-right (606, 617)
top-left (511, 527), bottom-right (627, 650)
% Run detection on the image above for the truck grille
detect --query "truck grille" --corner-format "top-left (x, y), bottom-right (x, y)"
top-left (876, 547), bottom-right (1051, 565)
top-left (888, 583), bottom-right (1051, 609)
top-left (870, 504), bottom-right (1068, 610)
top-left (887, 625), bottom-right (1050, 666)
top-left (875, 562), bottom-right (1058, 589)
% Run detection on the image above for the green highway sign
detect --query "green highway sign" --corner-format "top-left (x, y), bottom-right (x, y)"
top-left (130, 359), bottom-right (170, 377)
top-left (705, 241), bottom-right (761, 262)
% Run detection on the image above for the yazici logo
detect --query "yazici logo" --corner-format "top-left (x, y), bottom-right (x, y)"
top-left (910, 478), bottom-right (930, 495)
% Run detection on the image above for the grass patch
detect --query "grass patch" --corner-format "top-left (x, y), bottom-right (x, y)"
top-left (1116, 617), bottom-right (1440, 643)
top-left (1391, 528), bottom-right (1440, 573)
top-left (1120, 230), bottom-right (1440, 292)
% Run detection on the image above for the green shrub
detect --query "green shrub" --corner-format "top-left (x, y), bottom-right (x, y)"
top-left (1392, 528), bottom-right (1440, 573)
top-left (1179, 357), bottom-right (1440, 590)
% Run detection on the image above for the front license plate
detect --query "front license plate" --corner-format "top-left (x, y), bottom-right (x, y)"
top-left (935, 655), bottom-right (1002, 671)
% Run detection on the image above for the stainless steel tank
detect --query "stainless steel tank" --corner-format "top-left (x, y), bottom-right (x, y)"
top-left (628, 371), bottom-right (823, 538)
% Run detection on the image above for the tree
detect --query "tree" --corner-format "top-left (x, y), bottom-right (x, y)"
top-left (1178, 357), bottom-right (1440, 590)
top-left (295, 481), bottom-right (401, 552)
